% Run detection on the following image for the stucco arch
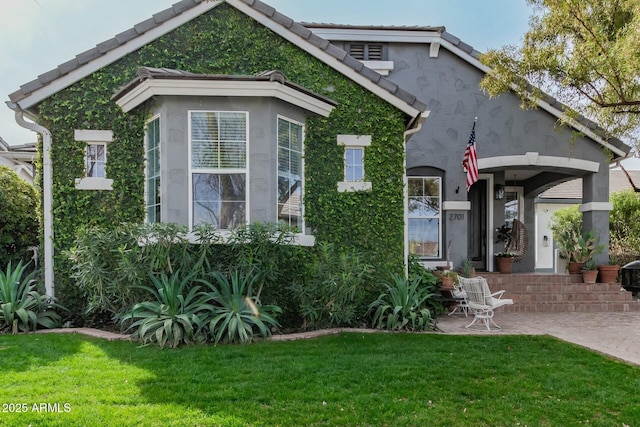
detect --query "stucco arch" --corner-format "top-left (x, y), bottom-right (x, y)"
top-left (478, 152), bottom-right (600, 175)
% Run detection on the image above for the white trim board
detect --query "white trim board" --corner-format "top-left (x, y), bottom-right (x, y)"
top-left (115, 79), bottom-right (336, 117)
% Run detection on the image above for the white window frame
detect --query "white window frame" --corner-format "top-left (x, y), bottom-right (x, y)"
top-left (337, 134), bottom-right (372, 192)
top-left (145, 115), bottom-right (161, 223)
top-left (407, 176), bottom-right (442, 259)
top-left (188, 110), bottom-right (249, 230)
top-left (344, 147), bottom-right (364, 181)
top-left (74, 129), bottom-right (113, 191)
top-left (277, 115), bottom-right (306, 232)
top-left (85, 143), bottom-right (107, 178)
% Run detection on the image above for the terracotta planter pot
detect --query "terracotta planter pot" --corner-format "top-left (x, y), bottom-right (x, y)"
top-left (440, 276), bottom-right (455, 290)
top-left (582, 269), bottom-right (598, 284)
top-left (495, 257), bottom-right (513, 274)
top-left (598, 265), bottom-right (620, 283)
top-left (568, 262), bottom-right (584, 274)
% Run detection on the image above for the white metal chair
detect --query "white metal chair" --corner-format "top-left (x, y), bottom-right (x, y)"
top-left (458, 276), bottom-right (513, 331)
top-left (448, 285), bottom-right (469, 317)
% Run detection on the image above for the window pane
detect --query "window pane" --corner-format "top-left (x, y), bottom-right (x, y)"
top-left (146, 118), bottom-right (160, 223)
top-left (409, 218), bottom-right (440, 257)
top-left (277, 118), bottom-right (303, 229)
top-left (192, 173), bottom-right (246, 229)
top-left (423, 178), bottom-right (439, 197)
top-left (408, 178), bottom-right (424, 197)
top-left (408, 176), bottom-right (441, 258)
top-left (408, 196), bottom-right (439, 216)
top-left (191, 112), bottom-right (246, 169)
top-left (505, 191), bottom-right (519, 223)
top-left (345, 148), bottom-right (363, 181)
top-left (147, 178), bottom-right (156, 207)
top-left (278, 177), bottom-right (301, 230)
top-left (86, 143), bottom-right (106, 178)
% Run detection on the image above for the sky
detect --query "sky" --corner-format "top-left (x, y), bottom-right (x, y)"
top-left (0, 0), bottom-right (636, 166)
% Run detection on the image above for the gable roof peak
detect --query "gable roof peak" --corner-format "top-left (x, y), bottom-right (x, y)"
top-left (8, 0), bottom-right (427, 122)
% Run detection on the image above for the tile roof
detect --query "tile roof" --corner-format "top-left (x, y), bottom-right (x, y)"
top-left (5, 0), bottom-right (630, 156)
top-left (8, 0), bottom-right (426, 117)
top-left (111, 67), bottom-right (338, 107)
top-left (0, 137), bottom-right (36, 154)
top-left (303, 24), bottom-right (629, 157)
top-left (538, 170), bottom-right (640, 199)
top-left (8, 0), bottom-right (203, 105)
top-left (301, 23), bottom-right (446, 32)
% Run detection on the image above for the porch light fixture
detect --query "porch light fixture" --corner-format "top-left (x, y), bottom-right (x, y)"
top-left (494, 184), bottom-right (505, 200)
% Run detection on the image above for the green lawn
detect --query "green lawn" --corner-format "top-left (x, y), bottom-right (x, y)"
top-left (0, 332), bottom-right (638, 426)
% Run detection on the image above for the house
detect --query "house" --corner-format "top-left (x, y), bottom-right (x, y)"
top-left (0, 137), bottom-right (36, 183)
top-left (5, 0), bottom-right (631, 300)
top-left (535, 169), bottom-right (640, 272)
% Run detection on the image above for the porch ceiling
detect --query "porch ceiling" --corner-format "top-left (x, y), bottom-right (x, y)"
top-left (504, 170), bottom-right (540, 182)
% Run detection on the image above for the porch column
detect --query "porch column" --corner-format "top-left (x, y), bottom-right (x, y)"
top-left (581, 169), bottom-right (611, 265)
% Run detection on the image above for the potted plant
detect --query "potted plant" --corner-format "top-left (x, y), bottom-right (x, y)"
top-left (550, 207), bottom-right (582, 273)
top-left (598, 255), bottom-right (620, 283)
top-left (556, 229), bottom-right (603, 274)
top-left (439, 270), bottom-right (458, 290)
top-left (495, 252), bottom-right (515, 274)
top-left (458, 257), bottom-right (476, 278)
top-left (581, 259), bottom-right (598, 284)
top-left (495, 223), bottom-right (512, 247)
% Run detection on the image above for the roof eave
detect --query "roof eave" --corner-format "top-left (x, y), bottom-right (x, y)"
top-left (9, 0), bottom-right (223, 111)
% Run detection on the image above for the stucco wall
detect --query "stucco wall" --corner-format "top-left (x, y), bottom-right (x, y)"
top-left (382, 42), bottom-right (611, 269)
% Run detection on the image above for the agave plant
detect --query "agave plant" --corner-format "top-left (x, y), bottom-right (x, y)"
top-left (203, 270), bottom-right (281, 344)
top-left (119, 271), bottom-right (215, 348)
top-left (0, 261), bottom-right (61, 334)
top-left (369, 273), bottom-right (438, 332)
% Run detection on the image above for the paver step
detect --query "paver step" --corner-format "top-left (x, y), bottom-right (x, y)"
top-left (480, 273), bottom-right (640, 313)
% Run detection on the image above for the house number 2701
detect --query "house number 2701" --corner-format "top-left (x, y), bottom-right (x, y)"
top-left (449, 213), bottom-right (465, 220)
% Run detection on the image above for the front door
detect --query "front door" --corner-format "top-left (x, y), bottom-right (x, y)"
top-left (468, 179), bottom-right (487, 270)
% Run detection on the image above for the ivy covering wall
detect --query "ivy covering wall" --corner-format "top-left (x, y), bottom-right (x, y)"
top-left (36, 4), bottom-right (408, 312)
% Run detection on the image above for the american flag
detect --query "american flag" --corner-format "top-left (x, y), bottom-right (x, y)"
top-left (462, 122), bottom-right (479, 191)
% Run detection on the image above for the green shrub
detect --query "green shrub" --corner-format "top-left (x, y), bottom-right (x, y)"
top-left (118, 271), bottom-right (214, 348)
top-left (610, 189), bottom-right (640, 260)
top-left (67, 222), bottom-right (307, 328)
top-left (0, 261), bottom-right (62, 334)
top-left (369, 272), bottom-right (439, 331)
top-left (549, 205), bottom-right (582, 248)
top-left (204, 270), bottom-right (281, 344)
top-left (289, 242), bottom-right (373, 329)
top-left (549, 192), bottom-right (640, 264)
top-left (66, 222), bottom-right (222, 323)
top-left (0, 165), bottom-right (39, 266)
top-left (408, 255), bottom-right (444, 317)
top-left (224, 222), bottom-right (309, 328)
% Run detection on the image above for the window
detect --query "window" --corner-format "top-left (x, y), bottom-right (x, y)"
top-left (190, 111), bottom-right (247, 229)
top-left (345, 148), bottom-right (364, 181)
top-left (337, 135), bottom-right (372, 192)
top-left (146, 117), bottom-right (161, 223)
top-left (74, 129), bottom-right (113, 191)
top-left (408, 177), bottom-right (441, 258)
top-left (347, 43), bottom-right (386, 60)
top-left (277, 117), bottom-right (304, 230)
top-left (85, 143), bottom-right (106, 178)
top-left (505, 186), bottom-right (524, 225)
